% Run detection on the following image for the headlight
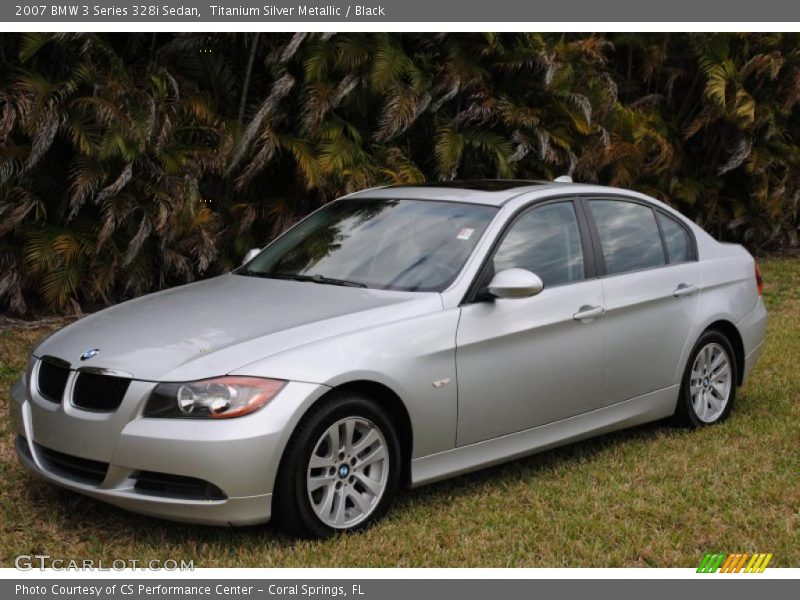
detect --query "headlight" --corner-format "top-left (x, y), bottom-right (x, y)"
top-left (144, 377), bottom-right (286, 419)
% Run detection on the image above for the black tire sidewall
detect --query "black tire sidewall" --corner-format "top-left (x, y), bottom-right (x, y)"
top-left (679, 331), bottom-right (738, 428)
top-left (275, 392), bottom-right (402, 539)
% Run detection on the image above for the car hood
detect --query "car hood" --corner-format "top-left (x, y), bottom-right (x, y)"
top-left (34, 274), bottom-right (442, 381)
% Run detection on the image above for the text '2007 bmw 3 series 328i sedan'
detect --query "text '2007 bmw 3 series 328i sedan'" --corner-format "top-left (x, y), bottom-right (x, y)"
top-left (11, 179), bottom-right (767, 538)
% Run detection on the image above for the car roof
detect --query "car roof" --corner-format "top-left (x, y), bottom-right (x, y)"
top-left (340, 179), bottom-right (713, 256)
top-left (342, 179), bottom-right (597, 206)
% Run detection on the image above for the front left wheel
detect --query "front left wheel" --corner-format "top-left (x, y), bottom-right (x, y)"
top-left (272, 391), bottom-right (401, 539)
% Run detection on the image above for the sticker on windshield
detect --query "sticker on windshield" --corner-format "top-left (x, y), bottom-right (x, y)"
top-left (457, 228), bottom-right (475, 240)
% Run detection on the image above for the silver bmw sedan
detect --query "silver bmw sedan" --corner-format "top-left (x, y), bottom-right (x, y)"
top-left (10, 180), bottom-right (767, 538)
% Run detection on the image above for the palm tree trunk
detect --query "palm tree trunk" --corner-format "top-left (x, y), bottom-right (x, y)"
top-left (238, 33), bottom-right (261, 122)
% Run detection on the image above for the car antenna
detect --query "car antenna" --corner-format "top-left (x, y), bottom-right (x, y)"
top-left (554, 175), bottom-right (573, 183)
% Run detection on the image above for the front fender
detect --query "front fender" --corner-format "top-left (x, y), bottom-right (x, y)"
top-left (231, 308), bottom-right (462, 458)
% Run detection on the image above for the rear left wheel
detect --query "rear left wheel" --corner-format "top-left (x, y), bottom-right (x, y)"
top-left (674, 330), bottom-right (737, 427)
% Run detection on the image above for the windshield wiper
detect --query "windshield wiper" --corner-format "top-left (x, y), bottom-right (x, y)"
top-left (266, 273), bottom-right (368, 288)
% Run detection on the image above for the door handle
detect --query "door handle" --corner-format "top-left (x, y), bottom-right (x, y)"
top-left (673, 283), bottom-right (699, 298)
top-left (573, 305), bottom-right (605, 321)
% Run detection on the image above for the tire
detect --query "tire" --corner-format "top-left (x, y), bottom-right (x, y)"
top-left (673, 330), bottom-right (738, 428)
top-left (272, 390), bottom-right (402, 539)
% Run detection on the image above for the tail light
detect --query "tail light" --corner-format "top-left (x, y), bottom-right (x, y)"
top-left (755, 262), bottom-right (763, 296)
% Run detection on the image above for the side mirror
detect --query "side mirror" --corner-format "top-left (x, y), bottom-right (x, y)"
top-left (486, 268), bottom-right (544, 299)
top-left (242, 248), bottom-right (261, 266)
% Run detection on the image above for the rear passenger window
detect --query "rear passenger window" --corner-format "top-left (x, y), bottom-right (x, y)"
top-left (658, 213), bottom-right (693, 263)
top-left (589, 200), bottom-right (666, 275)
top-left (493, 202), bottom-right (585, 287)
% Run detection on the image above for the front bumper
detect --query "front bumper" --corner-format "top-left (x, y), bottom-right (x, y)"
top-left (10, 365), bottom-right (328, 525)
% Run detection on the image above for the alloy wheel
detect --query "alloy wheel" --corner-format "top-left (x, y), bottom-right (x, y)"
top-left (689, 342), bottom-right (733, 423)
top-left (306, 416), bottom-right (389, 528)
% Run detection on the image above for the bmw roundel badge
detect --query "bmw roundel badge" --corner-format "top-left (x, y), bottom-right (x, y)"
top-left (80, 348), bottom-right (100, 361)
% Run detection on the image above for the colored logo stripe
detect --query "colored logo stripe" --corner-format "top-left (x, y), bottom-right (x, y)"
top-left (697, 553), bottom-right (726, 573)
top-left (733, 554), bottom-right (750, 572)
top-left (698, 553), bottom-right (772, 573)
top-left (720, 554), bottom-right (737, 572)
top-left (696, 553), bottom-right (712, 572)
top-left (745, 553), bottom-right (773, 573)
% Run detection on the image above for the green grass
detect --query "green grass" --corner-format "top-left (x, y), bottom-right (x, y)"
top-left (1, 258), bottom-right (798, 567)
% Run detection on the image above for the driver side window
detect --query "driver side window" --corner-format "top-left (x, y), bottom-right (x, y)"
top-left (493, 202), bottom-right (585, 287)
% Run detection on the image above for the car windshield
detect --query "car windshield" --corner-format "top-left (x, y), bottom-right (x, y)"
top-left (238, 198), bottom-right (497, 292)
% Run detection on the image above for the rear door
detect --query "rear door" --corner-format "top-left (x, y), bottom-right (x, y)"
top-left (584, 197), bottom-right (700, 406)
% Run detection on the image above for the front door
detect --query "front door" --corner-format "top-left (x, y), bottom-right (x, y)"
top-left (455, 200), bottom-right (606, 446)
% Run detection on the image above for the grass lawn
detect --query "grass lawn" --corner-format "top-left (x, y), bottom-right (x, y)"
top-left (0, 258), bottom-right (797, 568)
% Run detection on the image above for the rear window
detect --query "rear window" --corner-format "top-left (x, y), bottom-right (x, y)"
top-left (658, 213), bottom-right (693, 263)
top-left (589, 200), bottom-right (666, 275)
